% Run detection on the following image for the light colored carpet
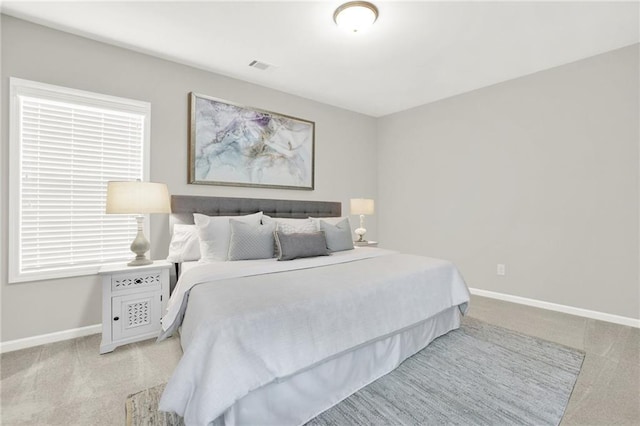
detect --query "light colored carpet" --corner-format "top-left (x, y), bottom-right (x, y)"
top-left (126, 318), bottom-right (584, 425)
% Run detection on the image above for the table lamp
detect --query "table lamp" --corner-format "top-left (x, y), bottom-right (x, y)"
top-left (350, 198), bottom-right (375, 242)
top-left (106, 181), bottom-right (171, 266)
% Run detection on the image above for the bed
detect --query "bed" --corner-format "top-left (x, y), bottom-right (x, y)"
top-left (158, 195), bottom-right (470, 426)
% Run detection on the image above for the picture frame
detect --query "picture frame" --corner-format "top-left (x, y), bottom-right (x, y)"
top-left (189, 92), bottom-right (315, 190)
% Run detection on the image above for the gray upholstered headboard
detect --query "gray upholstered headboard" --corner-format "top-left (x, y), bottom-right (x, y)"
top-left (170, 195), bottom-right (341, 230)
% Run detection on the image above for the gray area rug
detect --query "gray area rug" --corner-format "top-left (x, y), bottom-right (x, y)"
top-left (126, 318), bottom-right (584, 426)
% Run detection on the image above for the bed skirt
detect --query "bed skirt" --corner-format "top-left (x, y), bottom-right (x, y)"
top-left (212, 306), bottom-right (461, 426)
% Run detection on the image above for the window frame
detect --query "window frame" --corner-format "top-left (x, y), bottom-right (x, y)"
top-left (9, 78), bottom-right (151, 283)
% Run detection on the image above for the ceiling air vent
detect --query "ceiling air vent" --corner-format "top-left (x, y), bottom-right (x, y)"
top-left (248, 60), bottom-right (272, 71)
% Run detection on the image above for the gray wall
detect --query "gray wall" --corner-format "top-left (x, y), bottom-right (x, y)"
top-left (378, 44), bottom-right (639, 320)
top-left (2, 15), bottom-right (638, 343)
top-left (0, 16), bottom-right (378, 341)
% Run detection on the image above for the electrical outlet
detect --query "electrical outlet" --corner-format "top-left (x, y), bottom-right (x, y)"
top-left (497, 264), bottom-right (506, 276)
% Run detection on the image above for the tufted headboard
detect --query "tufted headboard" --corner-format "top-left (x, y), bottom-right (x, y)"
top-left (170, 195), bottom-right (342, 231)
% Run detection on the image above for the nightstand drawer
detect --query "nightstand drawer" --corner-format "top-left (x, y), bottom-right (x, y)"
top-left (111, 270), bottom-right (162, 292)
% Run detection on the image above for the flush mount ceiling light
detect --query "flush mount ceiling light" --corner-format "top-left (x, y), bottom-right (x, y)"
top-left (333, 1), bottom-right (379, 33)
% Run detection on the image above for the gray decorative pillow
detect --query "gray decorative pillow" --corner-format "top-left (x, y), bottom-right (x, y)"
top-left (274, 231), bottom-right (329, 261)
top-left (228, 219), bottom-right (276, 261)
top-left (319, 217), bottom-right (354, 252)
top-left (262, 215), bottom-right (318, 257)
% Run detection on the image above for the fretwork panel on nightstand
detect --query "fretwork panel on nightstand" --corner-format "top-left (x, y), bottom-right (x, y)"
top-left (111, 272), bottom-right (162, 291)
top-left (126, 300), bottom-right (151, 328)
top-left (111, 291), bottom-right (161, 342)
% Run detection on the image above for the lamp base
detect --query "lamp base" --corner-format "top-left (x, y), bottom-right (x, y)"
top-left (127, 257), bottom-right (153, 267)
top-left (354, 227), bottom-right (367, 242)
top-left (128, 215), bottom-right (152, 267)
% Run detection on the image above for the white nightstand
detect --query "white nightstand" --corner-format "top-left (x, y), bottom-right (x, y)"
top-left (98, 261), bottom-right (171, 354)
top-left (354, 241), bottom-right (378, 247)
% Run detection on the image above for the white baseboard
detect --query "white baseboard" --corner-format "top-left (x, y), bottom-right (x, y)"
top-left (0, 324), bottom-right (101, 354)
top-left (469, 287), bottom-right (640, 329)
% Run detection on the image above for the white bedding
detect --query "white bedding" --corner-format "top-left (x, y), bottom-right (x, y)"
top-left (214, 307), bottom-right (461, 426)
top-left (179, 260), bottom-right (201, 275)
top-left (159, 249), bottom-right (470, 425)
top-left (160, 248), bottom-right (396, 337)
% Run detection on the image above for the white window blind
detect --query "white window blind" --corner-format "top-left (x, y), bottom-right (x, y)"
top-left (9, 78), bottom-right (150, 283)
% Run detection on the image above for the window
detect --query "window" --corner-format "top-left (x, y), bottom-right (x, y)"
top-left (9, 78), bottom-right (150, 283)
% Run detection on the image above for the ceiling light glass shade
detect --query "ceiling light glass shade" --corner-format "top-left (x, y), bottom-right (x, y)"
top-left (334, 1), bottom-right (379, 33)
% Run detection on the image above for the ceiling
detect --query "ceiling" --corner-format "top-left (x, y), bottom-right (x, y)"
top-left (2, 1), bottom-right (639, 117)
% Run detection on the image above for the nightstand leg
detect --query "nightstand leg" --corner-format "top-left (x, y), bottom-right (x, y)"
top-left (99, 343), bottom-right (117, 354)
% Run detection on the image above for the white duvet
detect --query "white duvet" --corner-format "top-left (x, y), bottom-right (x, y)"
top-left (159, 248), bottom-right (470, 425)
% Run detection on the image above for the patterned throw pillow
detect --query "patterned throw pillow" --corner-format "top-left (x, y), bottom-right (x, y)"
top-left (228, 220), bottom-right (276, 261)
top-left (276, 221), bottom-right (317, 234)
top-left (262, 216), bottom-right (317, 233)
top-left (309, 216), bottom-right (346, 231)
top-left (194, 212), bottom-right (263, 261)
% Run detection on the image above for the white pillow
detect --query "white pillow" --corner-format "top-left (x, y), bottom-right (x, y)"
top-left (166, 224), bottom-right (201, 263)
top-left (228, 219), bottom-right (276, 261)
top-left (194, 212), bottom-right (263, 261)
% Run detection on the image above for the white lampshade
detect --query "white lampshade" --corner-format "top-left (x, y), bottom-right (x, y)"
top-left (350, 198), bottom-right (375, 215)
top-left (106, 181), bottom-right (171, 214)
top-left (105, 181), bottom-right (170, 266)
top-left (333, 1), bottom-right (379, 33)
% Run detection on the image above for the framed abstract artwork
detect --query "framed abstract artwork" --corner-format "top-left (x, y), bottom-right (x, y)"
top-left (189, 92), bottom-right (315, 190)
